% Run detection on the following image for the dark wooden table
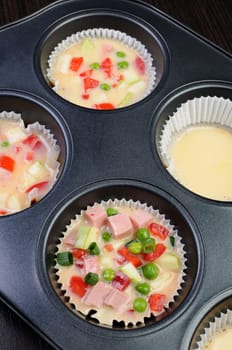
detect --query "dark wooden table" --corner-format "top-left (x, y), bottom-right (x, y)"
top-left (0, 1), bottom-right (231, 349)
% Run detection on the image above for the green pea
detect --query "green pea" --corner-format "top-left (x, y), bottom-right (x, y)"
top-left (128, 240), bottom-right (142, 255)
top-left (142, 262), bottom-right (159, 280)
top-left (100, 83), bottom-right (111, 91)
top-left (116, 51), bottom-right (126, 58)
top-left (117, 61), bottom-right (129, 69)
top-left (142, 237), bottom-right (156, 254)
top-left (102, 231), bottom-right (112, 242)
top-left (135, 283), bottom-right (150, 295)
top-left (1, 141), bottom-right (9, 147)
top-left (133, 297), bottom-right (147, 312)
top-left (136, 228), bottom-right (150, 242)
top-left (102, 268), bottom-right (115, 282)
top-left (106, 207), bottom-right (118, 216)
top-left (90, 62), bottom-right (100, 70)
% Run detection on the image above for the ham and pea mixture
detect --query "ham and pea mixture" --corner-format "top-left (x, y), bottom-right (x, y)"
top-left (56, 202), bottom-right (183, 326)
top-left (48, 37), bottom-right (150, 109)
top-left (0, 119), bottom-right (59, 215)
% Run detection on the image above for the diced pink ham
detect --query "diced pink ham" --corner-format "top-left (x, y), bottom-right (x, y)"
top-left (108, 213), bottom-right (133, 239)
top-left (104, 288), bottom-right (130, 311)
top-left (83, 255), bottom-right (100, 275)
top-left (63, 230), bottom-right (77, 247)
top-left (85, 205), bottom-right (107, 228)
top-left (83, 281), bottom-right (112, 308)
top-left (130, 209), bottom-right (153, 230)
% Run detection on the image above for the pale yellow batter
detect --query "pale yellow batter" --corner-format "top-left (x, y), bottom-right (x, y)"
top-left (168, 125), bottom-right (232, 201)
top-left (206, 327), bottom-right (232, 349)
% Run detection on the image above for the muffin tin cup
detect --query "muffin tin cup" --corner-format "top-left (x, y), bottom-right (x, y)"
top-left (37, 179), bottom-right (204, 333)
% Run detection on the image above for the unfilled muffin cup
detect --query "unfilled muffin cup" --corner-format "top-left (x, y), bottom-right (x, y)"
top-left (47, 28), bottom-right (156, 109)
top-left (159, 96), bottom-right (232, 201)
top-left (55, 198), bottom-right (186, 327)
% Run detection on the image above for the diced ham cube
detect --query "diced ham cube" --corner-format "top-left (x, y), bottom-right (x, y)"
top-left (104, 288), bottom-right (130, 311)
top-left (83, 281), bottom-right (112, 308)
top-left (85, 205), bottom-right (107, 228)
top-left (63, 230), bottom-right (77, 247)
top-left (108, 213), bottom-right (133, 239)
top-left (130, 209), bottom-right (153, 230)
top-left (83, 255), bottom-right (100, 275)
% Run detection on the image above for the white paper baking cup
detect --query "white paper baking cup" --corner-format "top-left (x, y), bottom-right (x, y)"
top-left (55, 198), bottom-right (186, 327)
top-left (194, 308), bottom-right (232, 349)
top-left (159, 96), bottom-right (232, 168)
top-left (47, 28), bottom-right (156, 103)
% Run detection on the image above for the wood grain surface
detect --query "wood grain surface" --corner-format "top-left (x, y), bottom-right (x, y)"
top-left (0, 1), bottom-right (231, 349)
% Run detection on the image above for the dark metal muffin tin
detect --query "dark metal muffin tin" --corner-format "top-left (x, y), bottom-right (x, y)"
top-left (0, 0), bottom-right (231, 349)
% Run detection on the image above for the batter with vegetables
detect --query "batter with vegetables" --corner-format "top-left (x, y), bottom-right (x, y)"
top-left (56, 200), bottom-right (184, 326)
top-left (48, 34), bottom-right (152, 109)
top-left (0, 116), bottom-right (59, 215)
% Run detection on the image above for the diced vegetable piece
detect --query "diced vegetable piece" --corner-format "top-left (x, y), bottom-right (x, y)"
top-left (128, 81), bottom-right (146, 94)
top-left (106, 207), bottom-right (118, 216)
top-left (88, 242), bottom-right (100, 255)
top-left (135, 56), bottom-right (146, 75)
top-left (94, 103), bottom-right (115, 110)
top-left (0, 155), bottom-right (15, 172)
top-left (90, 62), bottom-right (100, 70)
top-left (80, 38), bottom-right (95, 54)
top-left (142, 262), bottom-right (159, 280)
top-left (84, 272), bottom-right (99, 285)
top-left (156, 253), bottom-right (181, 271)
top-left (104, 243), bottom-right (114, 252)
top-left (22, 134), bottom-right (39, 147)
top-left (136, 228), bottom-right (150, 242)
top-left (149, 222), bottom-right (169, 240)
top-left (117, 247), bottom-right (142, 267)
top-left (5, 127), bottom-right (25, 143)
top-left (143, 243), bottom-right (166, 261)
top-left (1, 141), bottom-right (9, 147)
top-left (149, 293), bottom-right (166, 312)
top-left (117, 61), bottom-right (129, 69)
top-left (100, 83), bottom-right (111, 91)
top-left (135, 282), bottom-right (150, 296)
top-left (133, 297), bottom-right (147, 312)
top-left (118, 92), bottom-right (133, 107)
top-left (81, 93), bottom-right (89, 99)
top-left (79, 69), bottom-right (93, 77)
top-left (70, 276), bottom-right (88, 297)
top-left (69, 57), bottom-right (83, 72)
top-left (112, 270), bottom-right (131, 290)
top-left (127, 240), bottom-right (142, 255)
top-left (0, 209), bottom-right (8, 215)
top-left (150, 271), bottom-right (173, 291)
top-left (142, 237), bottom-right (156, 254)
top-left (75, 226), bottom-right (90, 249)
top-left (57, 252), bottom-right (73, 266)
top-left (25, 181), bottom-right (48, 193)
top-left (71, 248), bottom-right (86, 259)
top-left (84, 227), bottom-right (98, 249)
top-left (83, 77), bottom-right (99, 91)
top-left (28, 161), bottom-right (50, 180)
top-left (102, 268), bottom-right (115, 282)
top-left (116, 51), bottom-right (126, 58)
top-left (100, 255), bottom-right (114, 269)
top-left (102, 231), bottom-right (112, 242)
top-left (170, 236), bottom-right (175, 247)
top-left (120, 262), bottom-right (142, 283)
top-left (101, 57), bottom-right (113, 78)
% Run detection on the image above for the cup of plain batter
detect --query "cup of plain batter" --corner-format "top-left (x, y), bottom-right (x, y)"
top-left (159, 96), bottom-right (232, 201)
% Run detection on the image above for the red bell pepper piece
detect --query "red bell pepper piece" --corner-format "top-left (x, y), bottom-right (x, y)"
top-left (26, 152), bottom-right (34, 161)
top-left (69, 57), bottom-right (83, 72)
top-left (79, 69), bottom-right (93, 77)
top-left (25, 181), bottom-right (48, 193)
top-left (22, 134), bottom-right (39, 147)
top-left (149, 293), bottom-right (166, 312)
top-left (0, 209), bottom-right (8, 215)
top-left (83, 77), bottom-right (99, 91)
top-left (143, 243), bottom-right (166, 261)
top-left (149, 222), bottom-right (169, 240)
top-left (112, 271), bottom-right (131, 291)
top-left (101, 57), bottom-right (112, 78)
top-left (70, 276), bottom-right (88, 297)
top-left (0, 155), bottom-right (15, 172)
top-left (81, 93), bottom-right (90, 100)
top-left (117, 247), bottom-right (142, 267)
top-left (104, 243), bottom-right (114, 252)
top-left (94, 103), bottom-right (115, 110)
top-left (135, 56), bottom-right (146, 75)
top-left (72, 248), bottom-right (87, 259)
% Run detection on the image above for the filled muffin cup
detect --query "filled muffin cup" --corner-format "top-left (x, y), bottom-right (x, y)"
top-left (0, 111), bottom-right (60, 215)
top-left (158, 96), bottom-right (232, 201)
top-left (47, 28), bottom-right (156, 109)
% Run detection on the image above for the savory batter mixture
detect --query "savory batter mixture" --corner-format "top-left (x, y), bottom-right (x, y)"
top-left (56, 201), bottom-right (183, 326)
top-left (48, 36), bottom-right (150, 109)
top-left (0, 118), bottom-right (59, 215)
top-left (168, 125), bottom-right (232, 201)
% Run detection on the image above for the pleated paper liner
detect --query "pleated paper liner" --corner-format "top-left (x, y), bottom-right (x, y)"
top-left (55, 198), bottom-right (187, 328)
top-left (47, 28), bottom-right (156, 108)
